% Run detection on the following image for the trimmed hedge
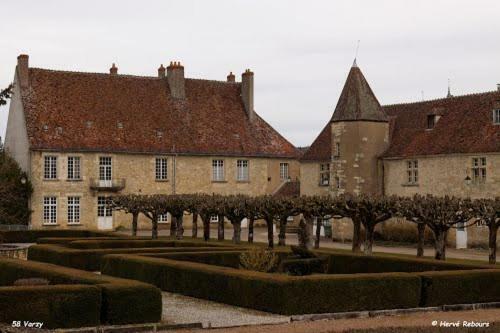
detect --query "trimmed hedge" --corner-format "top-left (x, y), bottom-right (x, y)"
top-left (67, 239), bottom-right (230, 249)
top-left (0, 257), bottom-right (162, 326)
top-left (278, 257), bottom-right (328, 276)
top-left (28, 243), bottom-right (239, 271)
top-left (101, 254), bottom-right (422, 315)
top-left (0, 230), bottom-right (119, 243)
top-left (316, 250), bottom-right (487, 274)
top-left (419, 269), bottom-right (500, 307)
top-left (0, 285), bottom-right (101, 329)
top-left (143, 251), bottom-right (244, 268)
top-left (37, 237), bottom-right (132, 245)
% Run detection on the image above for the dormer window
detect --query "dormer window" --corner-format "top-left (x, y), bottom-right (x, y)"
top-left (427, 115), bottom-right (436, 129)
top-left (494, 109), bottom-right (500, 125)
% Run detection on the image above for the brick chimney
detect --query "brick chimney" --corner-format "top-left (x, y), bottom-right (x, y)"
top-left (158, 64), bottom-right (166, 78)
top-left (497, 83), bottom-right (500, 92)
top-left (17, 54), bottom-right (29, 89)
top-left (167, 61), bottom-right (185, 99)
top-left (241, 69), bottom-right (254, 121)
top-left (227, 72), bottom-right (235, 82)
top-left (110, 63), bottom-right (118, 75)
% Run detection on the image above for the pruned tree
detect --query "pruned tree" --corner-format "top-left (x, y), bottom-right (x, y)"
top-left (221, 194), bottom-right (250, 244)
top-left (296, 195), bottom-right (336, 250)
top-left (338, 194), bottom-right (364, 253)
top-left (245, 197), bottom-right (262, 243)
top-left (111, 194), bottom-right (142, 236)
top-left (401, 195), bottom-right (475, 260)
top-left (473, 198), bottom-right (500, 264)
top-left (397, 196), bottom-right (427, 257)
top-left (167, 194), bottom-right (190, 240)
top-left (253, 195), bottom-right (279, 248)
top-left (273, 197), bottom-right (298, 246)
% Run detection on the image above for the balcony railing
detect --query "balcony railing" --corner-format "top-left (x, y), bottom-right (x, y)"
top-left (89, 178), bottom-right (126, 192)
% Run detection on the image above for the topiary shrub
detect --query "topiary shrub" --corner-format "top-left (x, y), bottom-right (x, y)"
top-left (239, 248), bottom-right (280, 273)
top-left (13, 278), bottom-right (50, 286)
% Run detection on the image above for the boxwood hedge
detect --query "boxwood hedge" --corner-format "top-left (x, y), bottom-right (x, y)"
top-left (101, 253), bottom-right (422, 315)
top-left (0, 230), bottom-right (119, 243)
top-left (0, 257), bottom-right (162, 326)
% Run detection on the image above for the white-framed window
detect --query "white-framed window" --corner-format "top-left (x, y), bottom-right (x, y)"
top-left (212, 160), bottom-right (224, 181)
top-left (210, 215), bottom-right (219, 223)
top-left (44, 156), bottom-right (57, 179)
top-left (67, 156), bottom-right (81, 180)
top-left (335, 176), bottom-right (343, 190)
top-left (236, 160), bottom-right (249, 181)
top-left (333, 142), bottom-right (340, 158)
top-left (158, 213), bottom-right (168, 223)
top-left (279, 162), bottom-right (289, 180)
top-left (320, 163), bottom-right (330, 186)
top-left (99, 157), bottom-right (112, 181)
top-left (43, 196), bottom-right (57, 224)
top-left (97, 196), bottom-right (112, 217)
top-left (406, 160), bottom-right (418, 184)
top-left (472, 157), bottom-right (486, 183)
top-left (493, 109), bottom-right (500, 125)
top-left (67, 196), bottom-right (80, 224)
top-left (155, 157), bottom-right (168, 180)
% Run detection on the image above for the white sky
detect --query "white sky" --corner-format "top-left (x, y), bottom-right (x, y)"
top-left (1, 0), bottom-right (499, 147)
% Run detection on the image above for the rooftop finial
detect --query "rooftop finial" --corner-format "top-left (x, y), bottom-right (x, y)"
top-left (353, 40), bottom-right (360, 67)
top-left (447, 78), bottom-right (453, 98)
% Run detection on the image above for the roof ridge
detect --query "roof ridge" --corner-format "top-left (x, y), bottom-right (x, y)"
top-left (383, 90), bottom-right (500, 108)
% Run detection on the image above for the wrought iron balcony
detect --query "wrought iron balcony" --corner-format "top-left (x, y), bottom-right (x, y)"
top-left (89, 178), bottom-right (126, 192)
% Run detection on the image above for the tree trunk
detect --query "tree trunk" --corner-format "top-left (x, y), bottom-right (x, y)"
top-left (232, 219), bottom-right (242, 244)
top-left (170, 216), bottom-right (177, 239)
top-left (266, 219), bottom-right (274, 248)
top-left (434, 230), bottom-right (448, 260)
top-left (363, 223), bottom-right (375, 255)
top-left (192, 213), bottom-right (198, 239)
top-left (352, 217), bottom-right (362, 253)
top-left (152, 214), bottom-right (158, 239)
top-left (248, 218), bottom-right (254, 243)
top-left (278, 217), bottom-right (287, 246)
top-left (217, 214), bottom-right (224, 241)
top-left (202, 216), bottom-right (210, 241)
top-left (131, 212), bottom-right (138, 237)
top-left (176, 215), bottom-right (184, 240)
top-left (314, 218), bottom-right (322, 249)
top-left (417, 223), bottom-right (425, 257)
top-left (488, 224), bottom-right (498, 265)
top-left (304, 216), bottom-right (314, 250)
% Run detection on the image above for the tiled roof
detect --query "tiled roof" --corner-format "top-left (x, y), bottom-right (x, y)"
top-left (299, 123), bottom-right (331, 162)
top-left (382, 91), bottom-right (500, 158)
top-left (21, 68), bottom-right (298, 158)
top-left (273, 180), bottom-right (300, 198)
top-left (331, 65), bottom-right (388, 122)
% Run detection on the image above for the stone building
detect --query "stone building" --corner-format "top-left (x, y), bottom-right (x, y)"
top-left (300, 60), bottom-right (500, 248)
top-left (4, 55), bottom-right (299, 230)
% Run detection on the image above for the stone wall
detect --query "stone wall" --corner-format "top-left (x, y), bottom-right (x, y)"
top-left (299, 162), bottom-right (331, 196)
top-left (29, 151), bottom-right (299, 230)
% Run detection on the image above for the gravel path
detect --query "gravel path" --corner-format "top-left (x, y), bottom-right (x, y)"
top-left (161, 308), bottom-right (500, 333)
top-left (161, 292), bottom-right (290, 328)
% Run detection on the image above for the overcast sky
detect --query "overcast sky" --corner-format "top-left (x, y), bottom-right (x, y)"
top-left (1, 0), bottom-right (499, 147)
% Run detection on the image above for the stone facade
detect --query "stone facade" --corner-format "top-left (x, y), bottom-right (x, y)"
top-left (29, 151), bottom-right (299, 230)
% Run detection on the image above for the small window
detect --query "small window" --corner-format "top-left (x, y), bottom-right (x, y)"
top-left (67, 196), bottom-right (80, 224)
top-left (320, 163), bottom-right (330, 186)
top-left (44, 156), bottom-right (57, 179)
top-left (427, 115), bottom-right (436, 129)
top-left (472, 157), bottom-right (486, 183)
top-left (494, 109), bottom-right (500, 125)
top-left (210, 215), bottom-right (219, 223)
top-left (406, 160), bottom-right (418, 184)
top-left (212, 160), bottom-right (224, 181)
top-left (97, 196), bottom-right (112, 217)
top-left (155, 157), bottom-right (168, 180)
top-left (43, 196), bottom-right (57, 224)
top-left (333, 142), bottom-right (340, 158)
top-left (237, 160), bottom-right (249, 181)
top-left (158, 213), bottom-right (168, 223)
top-left (67, 156), bottom-right (81, 180)
top-left (335, 176), bottom-right (343, 190)
top-left (279, 162), bottom-right (289, 180)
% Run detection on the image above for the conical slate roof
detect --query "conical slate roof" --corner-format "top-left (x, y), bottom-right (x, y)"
top-left (331, 63), bottom-right (388, 122)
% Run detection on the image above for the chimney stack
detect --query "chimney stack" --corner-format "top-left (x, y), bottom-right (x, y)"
top-left (167, 61), bottom-right (185, 99)
top-left (158, 64), bottom-right (166, 78)
top-left (497, 83), bottom-right (500, 92)
top-left (17, 54), bottom-right (29, 89)
top-left (227, 72), bottom-right (235, 82)
top-left (241, 69), bottom-right (254, 121)
top-left (110, 63), bottom-right (118, 75)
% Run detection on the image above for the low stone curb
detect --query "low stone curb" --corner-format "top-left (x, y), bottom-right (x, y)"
top-left (290, 302), bottom-right (500, 322)
top-left (55, 322), bottom-right (203, 333)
